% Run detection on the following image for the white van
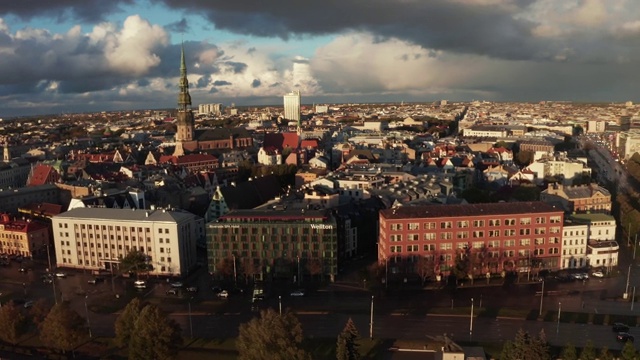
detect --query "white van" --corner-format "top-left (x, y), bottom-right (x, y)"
top-left (134, 280), bottom-right (147, 289)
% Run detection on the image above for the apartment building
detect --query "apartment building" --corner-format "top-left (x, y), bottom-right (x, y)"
top-left (52, 208), bottom-right (201, 277)
top-left (378, 202), bottom-right (565, 276)
top-left (0, 214), bottom-right (50, 257)
top-left (540, 183), bottom-right (611, 214)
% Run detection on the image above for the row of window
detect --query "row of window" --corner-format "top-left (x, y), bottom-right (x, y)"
top-left (389, 232), bottom-right (561, 242)
top-left (390, 216), bottom-right (562, 231)
top-left (214, 227), bottom-right (332, 235)
top-left (388, 245), bottom-right (560, 255)
top-left (211, 242), bottom-right (333, 251)
top-left (212, 235), bottom-right (334, 243)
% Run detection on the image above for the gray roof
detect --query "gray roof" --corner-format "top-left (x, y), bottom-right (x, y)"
top-left (53, 207), bottom-right (196, 223)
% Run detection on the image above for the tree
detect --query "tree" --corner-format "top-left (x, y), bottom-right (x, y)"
top-left (560, 342), bottom-right (577, 360)
top-left (216, 257), bottom-right (235, 279)
top-left (0, 301), bottom-right (26, 344)
top-left (621, 341), bottom-right (638, 360)
top-left (119, 250), bottom-right (153, 278)
top-left (237, 309), bottom-right (310, 360)
top-left (115, 297), bottom-right (144, 348)
top-left (39, 302), bottom-right (86, 354)
top-left (29, 299), bottom-right (52, 327)
top-left (500, 329), bottom-right (549, 360)
top-left (414, 256), bottom-right (435, 285)
top-left (599, 346), bottom-right (614, 360)
top-left (128, 304), bottom-right (182, 360)
top-left (580, 340), bottom-right (597, 360)
top-left (336, 318), bottom-right (360, 360)
top-left (306, 259), bottom-right (324, 281)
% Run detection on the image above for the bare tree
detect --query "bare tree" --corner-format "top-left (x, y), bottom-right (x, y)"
top-left (414, 256), bottom-right (435, 286)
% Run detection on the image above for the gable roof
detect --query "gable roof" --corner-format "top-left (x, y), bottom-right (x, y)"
top-left (219, 175), bottom-right (283, 210)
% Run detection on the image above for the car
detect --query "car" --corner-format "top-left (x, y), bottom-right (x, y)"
top-left (134, 280), bottom-right (147, 289)
top-left (592, 271), bottom-right (604, 278)
top-left (87, 277), bottom-right (104, 284)
top-left (217, 290), bottom-right (229, 298)
top-left (166, 289), bottom-right (179, 296)
top-left (617, 332), bottom-right (635, 343)
top-left (212, 286), bottom-right (223, 294)
top-left (290, 290), bottom-right (305, 297)
top-left (170, 281), bottom-right (184, 288)
top-left (186, 286), bottom-right (199, 293)
top-left (613, 323), bottom-right (630, 332)
top-left (55, 272), bottom-right (67, 278)
top-left (23, 301), bottom-right (33, 309)
top-left (18, 267), bottom-right (29, 273)
top-left (42, 278), bottom-right (53, 284)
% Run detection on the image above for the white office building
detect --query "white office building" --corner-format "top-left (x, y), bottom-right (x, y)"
top-left (199, 103), bottom-right (223, 116)
top-left (283, 90), bottom-right (301, 124)
top-left (52, 208), bottom-right (203, 277)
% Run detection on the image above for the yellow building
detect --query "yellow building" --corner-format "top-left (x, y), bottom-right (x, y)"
top-left (0, 214), bottom-right (51, 257)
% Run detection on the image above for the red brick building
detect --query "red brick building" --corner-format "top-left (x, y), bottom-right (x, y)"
top-left (378, 202), bottom-right (564, 278)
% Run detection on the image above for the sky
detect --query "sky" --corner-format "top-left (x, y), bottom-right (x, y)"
top-left (1, 0), bottom-right (640, 117)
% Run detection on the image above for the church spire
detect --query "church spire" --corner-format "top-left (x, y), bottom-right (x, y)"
top-left (178, 43), bottom-right (192, 111)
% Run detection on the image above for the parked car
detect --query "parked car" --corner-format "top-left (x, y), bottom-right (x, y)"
top-left (290, 290), bottom-right (305, 297)
top-left (613, 323), bottom-right (630, 332)
top-left (170, 281), bottom-right (184, 288)
top-left (617, 332), bottom-right (635, 343)
top-left (18, 267), bottom-right (29, 273)
top-left (212, 286), bottom-right (223, 294)
top-left (592, 271), bottom-right (604, 278)
top-left (217, 290), bottom-right (229, 299)
top-left (88, 277), bottom-right (104, 284)
top-left (55, 272), bottom-right (67, 278)
top-left (186, 286), bottom-right (199, 293)
top-left (134, 280), bottom-right (147, 289)
top-left (23, 301), bottom-right (33, 309)
top-left (166, 289), bottom-right (179, 296)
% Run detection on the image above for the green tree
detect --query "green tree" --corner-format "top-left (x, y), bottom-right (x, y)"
top-left (115, 297), bottom-right (144, 347)
top-left (621, 341), bottom-right (638, 360)
top-left (128, 304), bottom-right (182, 360)
top-left (560, 342), bottom-right (577, 360)
top-left (237, 309), bottom-right (310, 360)
top-left (500, 329), bottom-right (549, 360)
top-left (336, 318), bottom-right (360, 360)
top-left (580, 340), bottom-right (597, 360)
top-left (39, 302), bottom-right (86, 354)
top-left (119, 250), bottom-right (153, 278)
top-left (599, 346), bottom-right (614, 360)
top-left (0, 301), bottom-right (26, 344)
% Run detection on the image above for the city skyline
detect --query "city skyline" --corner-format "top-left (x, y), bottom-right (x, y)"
top-left (2, 0), bottom-right (640, 117)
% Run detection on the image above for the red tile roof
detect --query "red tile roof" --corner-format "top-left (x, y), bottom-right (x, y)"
top-left (381, 201), bottom-right (561, 219)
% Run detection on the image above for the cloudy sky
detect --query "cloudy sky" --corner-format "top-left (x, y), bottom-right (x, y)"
top-left (1, 0), bottom-right (640, 117)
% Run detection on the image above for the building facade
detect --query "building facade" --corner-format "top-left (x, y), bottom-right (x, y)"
top-left (540, 183), bottom-right (611, 214)
top-left (378, 202), bottom-right (565, 277)
top-left (283, 90), bottom-right (301, 125)
top-left (51, 208), bottom-right (201, 277)
top-left (207, 208), bottom-right (338, 282)
top-left (0, 214), bottom-right (50, 258)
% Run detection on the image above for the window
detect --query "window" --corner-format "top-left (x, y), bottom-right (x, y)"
top-left (407, 234), bottom-right (419, 241)
top-left (520, 218), bottom-right (531, 225)
top-left (504, 229), bottom-right (516, 236)
top-left (473, 220), bottom-right (485, 227)
top-left (423, 222), bottom-right (436, 230)
top-left (440, 243), bottom-right (452, 250)
top-left (390, 223), bottom-right (403, 231)
top-left (408, 223), bottom-right (420, 230)
top-left (503, 240), bottom-right (515, 247)
top-left (423, 244), bottom-right (436, 251)
top-left (457, 232), bottom-right (469, 239)
top-left (534, 248), bottom-right (544, 256)
top-left (390, 245), bottom-right (403, 253)
top-left (535, 217), bottom-right (546, 224)
top-left (457, 220), bottom-right (469, 228)
top-left (488, 230), bottom-right (500, 238)
top-left (472, 241), bottom-right (484, 249)
top-left (535, 238), bottom-right (545, 245)
top-left (505, 218), bottom-right (516, 226)
top-left (472, 231), bottom-right (484, 238)
top-left (423, 233), bottom-right (436, 241)
top-left (520, 238), bottom-right (531, 246)
top-left (390, 234), bottom-right (403, 242)
top-left (550, 216), bottom-right (562, 224)
top-left (440, 221), bottom-right (453, 229)
top-left (520, 229), bottom-right (531, 236)
top-left (440, 232), bottom-right (453, 240)
top-left (407, 245), bottom-right (419, 252)
top-left (456, 242), bottom-right (468, 249)
top-left (535, 228), bottom-right (546, 235)
top-left (489, 219), bottom-right (501, 227)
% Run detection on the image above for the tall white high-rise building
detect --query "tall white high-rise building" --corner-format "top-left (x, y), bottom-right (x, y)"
top-left (283, 90), bottom-right (301, 126)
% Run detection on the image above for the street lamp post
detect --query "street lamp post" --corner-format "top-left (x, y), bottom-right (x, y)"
top-left (278, 295), bottom-right (282, 315)
top-left (632, 287), bottom-right (637, 311)
top-left (556, 302), bottom-right (561, 334)
top-left (45, 243), bottom-right (52, 272)
top-left (539, 280), bottom-right (545, 316)
top-left (84, 296), bottom-right (92, 338)
top-left (232, 254), bottom-right (237, 286)
top-left (625, 264), bottom-right (632, 299)
top-left (369, 295), bottom-right (374, 339)
top-left (188, 297), bottom-right (193, 338)
top-left (635, 234), bottom-right (638, 261)
top-left (469, 298), bottom-right (474, 337)
top-left (297, 255), bottom-right (300, 287)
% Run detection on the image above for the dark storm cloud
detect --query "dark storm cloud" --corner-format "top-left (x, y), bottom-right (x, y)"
top-left (213, 80), bottom-right (232, 86)
top-left (165, 18), bottom-right (190, 34)
top-left (157, 0), bottom-right (542, 60)
top-left (0, 0), bottom-right (134, 22)
top-left (251, 79), bottom-right (261, 88)
top-left (208, 87), bottom-right (218, 94)
top-left (196, 74), bottom-right (211, 88)
top-left (223, 61), bottom-right (247, 74)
